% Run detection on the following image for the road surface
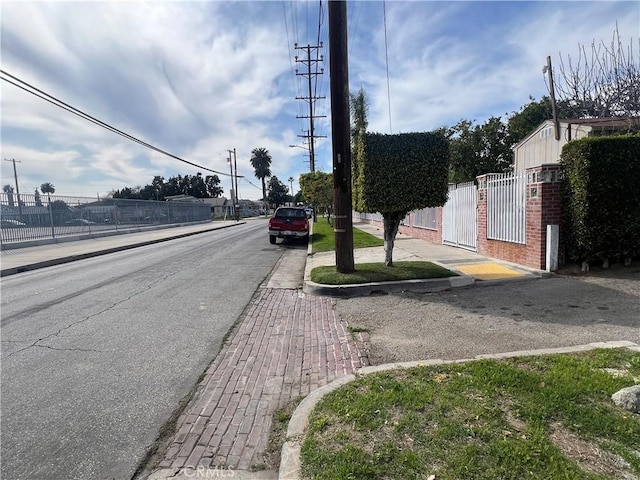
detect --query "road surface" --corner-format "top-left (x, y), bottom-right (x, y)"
top-left (1, 221), bottom-right (281, 480)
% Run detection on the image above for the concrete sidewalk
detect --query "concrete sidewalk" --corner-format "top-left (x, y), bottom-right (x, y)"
top-left (303, 220), bottom-right (547, 296)
top-left (0, 221), bottom-right (241, 276)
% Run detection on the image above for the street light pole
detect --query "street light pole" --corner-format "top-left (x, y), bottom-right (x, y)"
top-left (233, 148), bottom-right (240, 221)
top-left (288, 177), bottom-right (294, 204)
top-left (227, 151), bottom-right (235, 220)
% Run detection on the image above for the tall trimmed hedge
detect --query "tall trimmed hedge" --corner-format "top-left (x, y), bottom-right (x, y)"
top-left (354, 132), bottom-right (450, 213)
top-left (560, 134), bottom-right (640, 263)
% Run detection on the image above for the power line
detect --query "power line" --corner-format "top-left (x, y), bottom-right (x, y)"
top-left (383, 1), bottom-right (393, 134)
top-left (238, 176), bottom-right (263, 191)
top-left (0, 69), bottom-right (231, 177)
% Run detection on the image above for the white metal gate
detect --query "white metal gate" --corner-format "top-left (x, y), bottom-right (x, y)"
top-left (487, 173), bottom-right (527, 244)
top-left (442, 181), bottom-right (477, 251)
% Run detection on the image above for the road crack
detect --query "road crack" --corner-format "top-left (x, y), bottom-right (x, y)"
top-left (3, 274), bottom-right (174, 359)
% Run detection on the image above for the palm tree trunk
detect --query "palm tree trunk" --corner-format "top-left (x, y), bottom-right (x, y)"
top-left (262, 178), bottom-right (267, 216)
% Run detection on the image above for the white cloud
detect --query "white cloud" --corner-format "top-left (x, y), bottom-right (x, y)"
top-left (1, 1), bottom-right (637, 200)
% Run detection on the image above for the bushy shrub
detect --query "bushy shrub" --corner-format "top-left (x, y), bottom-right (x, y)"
top-left (560, 134), bottom-right (640, 263)
top-left (355, 132), bottom-right (449, 214)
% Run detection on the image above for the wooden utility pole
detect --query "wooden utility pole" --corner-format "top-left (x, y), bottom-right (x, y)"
top-left (328, 0), bottom-right (354, 273)
top-left (545, 56), bottom-right (560, 140)
top-left (295, 43), bottom-right (326, 172)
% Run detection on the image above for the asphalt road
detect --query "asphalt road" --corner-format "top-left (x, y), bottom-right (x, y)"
top-left (0, 220), bottom-right (282, 480)
top-left (336, 268), bottom-right (640, 365)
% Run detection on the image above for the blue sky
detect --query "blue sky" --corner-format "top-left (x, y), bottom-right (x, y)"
top-left (1, 1), bottom-right (638, 201)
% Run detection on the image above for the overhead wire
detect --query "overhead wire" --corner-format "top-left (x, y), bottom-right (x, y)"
top-left (0, 69), bottom-right (232, 177)
top-left (383, 1), bottom-right (393, 133)
top-left (285, 0), bottom-right (309, 144)
top-left (238, 176), bottom-right (263, 192)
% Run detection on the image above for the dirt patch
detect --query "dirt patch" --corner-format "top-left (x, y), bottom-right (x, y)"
top-left (549, 423), bottom-right (635, 479)
top-left (262, 397), bottom-right (304, 470)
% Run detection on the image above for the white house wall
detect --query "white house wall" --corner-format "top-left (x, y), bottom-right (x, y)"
top-left (513, 121), bottom-right (592, 173)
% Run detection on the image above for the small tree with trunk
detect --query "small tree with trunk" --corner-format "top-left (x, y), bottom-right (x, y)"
top-left (354, 132), bottom-right (450, 266)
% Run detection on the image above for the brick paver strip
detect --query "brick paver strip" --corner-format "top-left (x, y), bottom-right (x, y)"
top-left (160, 288), bottom-right (369, 470)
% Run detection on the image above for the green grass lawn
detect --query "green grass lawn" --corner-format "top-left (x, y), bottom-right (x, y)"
top-left (301, 348), bottom-right (640, 480)
top-left (310, 261), bottom-right (456, 285)
top-left (310, 219), bottom-right (455, 284)
top-left (311, 218), bottom-right (383, 252)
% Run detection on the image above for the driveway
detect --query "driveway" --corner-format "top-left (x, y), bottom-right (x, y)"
top-left (335, 266), bottom-right (640, 365)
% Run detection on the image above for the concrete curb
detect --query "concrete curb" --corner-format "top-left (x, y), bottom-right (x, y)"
top-left (303, 274), bottom-right (475, 296)
top-left (278, 340), bottom-right (640, 480)
top-left (0, 222), bottom-right (244, 277)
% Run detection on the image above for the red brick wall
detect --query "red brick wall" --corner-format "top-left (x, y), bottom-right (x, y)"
top-left (524, 165), bottom-right (563, 269)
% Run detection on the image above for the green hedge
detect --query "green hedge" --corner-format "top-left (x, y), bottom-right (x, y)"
top-left (560, 134), bottom-right (640, 263)
top-left (354, 132), bottom-right (449, 214)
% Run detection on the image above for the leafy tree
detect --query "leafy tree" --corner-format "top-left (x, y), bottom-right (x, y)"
top-left (40, 182), bottom-right (55, 195)
top-left (34, 188), bottom-right (42, 206)
top-left (299, 171), bottom-right (333, 215)
top-left (111, 186), bottom-right (143, 199)
top-left (164, 176), bottom-right (184, 197)
top-left (3, 184), bottom-right (15, 207)
top-left (139, 176), bottom-right (165, 200)
top-left (355, 131), bottom-right (450, 266)
top-left (111, 174), bottom-right (222, 201)
top-left (267, 176), bottom-right (289, 208)
top-left (507, 96), bottom-right (553, 145)
top-left (50, 199), bottom-right (71, 224)
top-left (250, 147), bottom-right (272, 214)
top-left (204, 175), bottom-right (223, 198)
top-left (445, 120), bottom-right (483, 183)
top-left (507, 96), bottom-right (577, 146)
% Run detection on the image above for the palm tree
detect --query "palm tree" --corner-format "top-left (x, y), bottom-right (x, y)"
top-left (250, 147), bottom-right (272, 215)
top-left (3, 184), bottom-right (15, 207)
top-left (40, 182), bottom-right (55, 196)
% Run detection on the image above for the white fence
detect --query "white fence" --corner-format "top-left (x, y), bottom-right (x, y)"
top-left (487, 173), bottom-right (526, 244)
top-left (412, 207), bottom-right (437, 230)
top-left (442, 181), bottom-right (477, 250)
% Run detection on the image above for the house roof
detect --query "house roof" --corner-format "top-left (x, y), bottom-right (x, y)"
top-left (512, 116), bottom-right (639, 150)
top-left (558, 116), bottom-right (639, 128)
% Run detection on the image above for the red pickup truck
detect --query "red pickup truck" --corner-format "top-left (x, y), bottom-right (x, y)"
top-left (268, 207), bottom-right (309, 244)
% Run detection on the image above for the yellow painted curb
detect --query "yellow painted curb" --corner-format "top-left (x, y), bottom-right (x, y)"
top-left (453, 262), bottom-right (525, 281)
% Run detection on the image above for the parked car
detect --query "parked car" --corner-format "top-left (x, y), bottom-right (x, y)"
top-left (268, 206), bottom-right (309, 244)
top-left (64, 218), bottom-right (97, 226)
top-left (1, 219), bottom-right (27, 228)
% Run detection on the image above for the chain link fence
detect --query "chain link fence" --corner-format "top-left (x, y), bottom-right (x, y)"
top-left (0, 193), bottom-right (212, 246)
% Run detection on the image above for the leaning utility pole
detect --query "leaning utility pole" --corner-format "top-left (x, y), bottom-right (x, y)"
top-left (295, 43), bottom-right (326, 172)
top-left (4, 158), bottom-right (23, 220)
top-left (544, 56), bottom-right (561, 141)
top-left (328, 0), bottom-right (354, 273)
